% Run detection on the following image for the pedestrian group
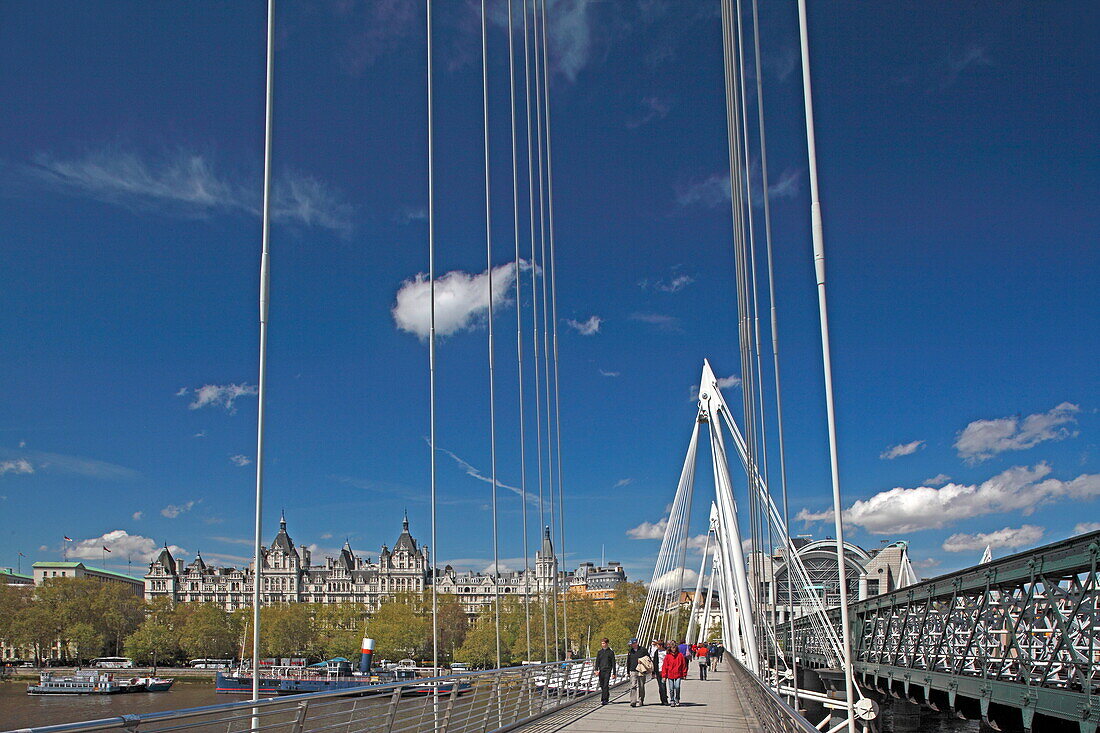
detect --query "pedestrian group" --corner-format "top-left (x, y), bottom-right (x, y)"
top-left (609, 637), bottom-right (725, 708)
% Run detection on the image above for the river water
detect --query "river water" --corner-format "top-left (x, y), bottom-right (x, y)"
top-left (0, 678), bottom-right (262, 730)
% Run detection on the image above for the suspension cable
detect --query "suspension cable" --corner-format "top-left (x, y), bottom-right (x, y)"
top-left (479, 0), bottom-right (503, 671)
top-left (522, 0), bottom-right (550, 664)
top-left (538, 0), bottom-right (569, 659)
top-left (751, 0), bottom-right (798, 706)
top-left (531, 0), bottom-right (560, 660)
top-left (425, 0), bottom-right (439, 675)
top-left (506, 0), bottom-right (533, 665)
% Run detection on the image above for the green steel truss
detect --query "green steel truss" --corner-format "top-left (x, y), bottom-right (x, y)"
top-left (783, 531), bottom-right (1100, 731)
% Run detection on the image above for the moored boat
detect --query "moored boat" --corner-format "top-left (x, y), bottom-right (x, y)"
top-left (28, 671), bottom-right (121, 695)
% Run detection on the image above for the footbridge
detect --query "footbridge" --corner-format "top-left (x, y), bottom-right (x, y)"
top-left (784, 530), bottom-right (1100, 732)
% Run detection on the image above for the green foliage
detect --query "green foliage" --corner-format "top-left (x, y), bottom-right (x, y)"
top-left (65, 622), bottom-right (105, 662)
top-left (180, 603), bottom-right (240, 660)
top-left (366, 594), bottom-right (428, 661)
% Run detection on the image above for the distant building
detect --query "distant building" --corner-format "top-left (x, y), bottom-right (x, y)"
top-left (1, 568), bottom-right (34, 586)
top-left (437, 527), bottom-right (630, 615)
top-left (566, 561), bottom-right (627, 603)
top-left (747, 538), bottom-right (918, 623)
top-left (33, 562), bottom-right (144, 596)
top-left (145, 513), bottom-right (428, 611)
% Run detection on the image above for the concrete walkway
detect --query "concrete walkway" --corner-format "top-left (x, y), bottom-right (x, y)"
top-left (512, 664), bottom-right (762, 733)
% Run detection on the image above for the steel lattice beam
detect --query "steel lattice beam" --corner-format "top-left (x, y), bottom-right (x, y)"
top-left (781, 531), bottom-right (1100, 730)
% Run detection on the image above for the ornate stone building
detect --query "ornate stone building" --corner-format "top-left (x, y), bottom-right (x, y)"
top-left (145, 518), bottom-right (627, 618)
top-left (144, 513), bottom-right (429, 611)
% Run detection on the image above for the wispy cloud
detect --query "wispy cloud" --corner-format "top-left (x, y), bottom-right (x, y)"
top-left (630, 312), bottom-right (680, 331)
top-left (942, 525), bottom-right (1043, 553)
top-left (229, 454), bottom-right (252, 467)
top-left (676, 167), bottom-right (802, 209)
top-left (0, 458), bottom-right (34, 476)
top-left (880, 440), bottom-right (925, 460)
top-left (613, 478), bottom-right (634, 489)
top-left (955, 402), bottom-right (1079, 463)
top-left (0, 448), bottom-right (138, 481)
top-left (178, 383), bottom-right (258, 413)
top-left (435, 444), bottom-right (540, 507)
top-left (29, 148), bottom-right (353, 232)
top-left (798, 463), bottom-right (1100, 534)
top-left (395, 205), bottom-right (427, 224)
top-left (599, 369), bottom-right (620, 378)
top-left (941, 45), bottom-right (993, 89)
top-left (392, 261), bottom-right (527, 340)
top-left (1075, 522), bottom-right (1100, 534)
top-left (131, 511), bottom-right (143, 521)
top-left (565, 315), bottom-right (602, 335)
top-left (68, 530), bottom-right (186, 563)
top-left (209, 536), bottom-right (255, 547)
top-left (923, 473), bottom-right (951, 487)
top-left (626, 96), bottom-right (672, 129)
top-left (334, 0), bottom-right (419, 74)
top-left (161, 500), bottom-right (198, 519)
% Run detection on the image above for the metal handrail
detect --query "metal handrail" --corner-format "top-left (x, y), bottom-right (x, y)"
top-left (7, 656), bottom-right (629, 733)
top-left (726, 655), bottom-right (818, 733)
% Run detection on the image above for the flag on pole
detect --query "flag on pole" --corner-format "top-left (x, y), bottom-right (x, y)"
top-left (18, 552), bottom-right (25, 557)
top-left (64, 536), bottom-right (73, 542)
top-left (103, 546), bottom-right (112, 553)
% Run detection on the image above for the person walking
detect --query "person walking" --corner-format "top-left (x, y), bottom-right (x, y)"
top-left (661, 642), bottom-right (688, 707)
top-left (649, 640), bottom-right (669, 706)
top-left (693, 642), bottom-right (709, 680)
top-left (678, 639), bottom-right (691, 660)
top-left (626, 638), bottom-right (651, 707)
top-left (713, 643), bottom-right (725, 671)
top-left (595, 638), bottom-right (616, 705)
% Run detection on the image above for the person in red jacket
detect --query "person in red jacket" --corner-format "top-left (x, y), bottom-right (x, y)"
top-left (660, 642), bottom-right (688, 706)
top-left (692, 643), bottom-right (709, 680)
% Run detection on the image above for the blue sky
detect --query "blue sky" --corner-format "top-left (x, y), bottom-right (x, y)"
top-left (0, 1), bottom-right (1097, 585)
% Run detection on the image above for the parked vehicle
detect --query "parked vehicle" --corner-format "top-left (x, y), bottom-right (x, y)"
top-left (91, 657), bottom-right (134, 669)
top-left (189, 658), bottom-right (234, 669)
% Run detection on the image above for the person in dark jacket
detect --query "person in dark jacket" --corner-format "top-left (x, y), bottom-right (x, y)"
top-left (595, 638), bottom-right (616, 705)
top-left (625, 638), bottom-right (650, 707)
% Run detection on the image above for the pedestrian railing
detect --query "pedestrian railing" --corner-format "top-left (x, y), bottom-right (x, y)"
top-left (725, 655), bottom-right (818, 733)
top-left (5, 657), bottom-right (629, 733)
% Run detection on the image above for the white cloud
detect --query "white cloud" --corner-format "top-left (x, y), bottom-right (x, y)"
top-left (179, 383), bottom-right (258, 412)
top-left (655, 275), bottom-right (694, 293)
top-left (18, 440), bottom-right (26, 448)
top-left (599, 369), bottom-right (620, 378)
top-left (880, 440), bottom-right (925, 460)
top-left (320, 533), bottom-right (333, 540)
top-left (955, 402), bottom-right (1079, 463)
top-left (613, 478), bottom-right (634, 489)
top-left (627, 519), bottom-right (667, 540)
top-left (161, 500), bottom-right (198, 519)
top-left (1075, 522), bottom-right (1100, 534)
top-left (686, 534), bottom-right (710, 552)
top-left (797, 463), bottom-right (1100, 534)
top-left (650, 568), bottom-right (699, 590)
top-left (131, 511), bottom-right (143, 521)
top-left (229, 454), bottom-right (252, 467)
top-left (482, 561), bottom-right (515, 574)
top-left (923, 473), bottom-right (951, 487)
top-left (392, 261), bottom-right (525, 339)
top-left (912, 557), bottom-right (941, 570)
top-left (942, 525), bottom-right (1044, 553)
top-left (566, 316), bottom-right (602, 335)
top-left (30, 149), bottom-right (353, 232)
top-left (67, 530), bottom-right (186, 564)
top-left (0, 458), bottom-right (34, 476)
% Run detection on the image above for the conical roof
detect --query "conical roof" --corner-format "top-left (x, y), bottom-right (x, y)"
top-left (394, 511), bottom-right (418, 553)
top-left (271, 511), bottom-right (295, 552)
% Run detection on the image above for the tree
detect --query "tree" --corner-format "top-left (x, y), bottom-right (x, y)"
top-left (180, 603), bottom-right (240, 660)
top-left (315, 603), bottom-right (367, 660)
top-left (366, 595), bottom-right (428, 661)
top-left (0, 584), bottom-right (32, 657)
top-left (260, 604), bottom-right (316, 659)
top-left (66, 622), bottom-right (105, 662)
top-left (10, 604), bottom-right (60, 664)
top-left (456, 615), bottom-right (502, 669)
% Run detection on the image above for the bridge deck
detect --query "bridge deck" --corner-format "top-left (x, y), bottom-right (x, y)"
top-left (512, 662), bottom-right (761, 733)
